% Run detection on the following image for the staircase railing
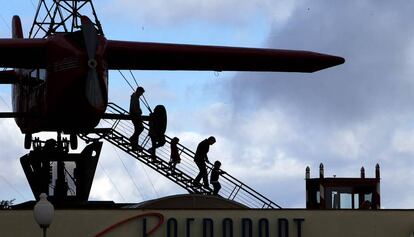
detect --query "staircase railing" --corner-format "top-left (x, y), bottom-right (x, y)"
top-left (79, 102), bottom-right (281, 209)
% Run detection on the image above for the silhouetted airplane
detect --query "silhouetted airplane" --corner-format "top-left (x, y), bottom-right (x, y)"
top-left (0, 15), bottom-right (344, 148)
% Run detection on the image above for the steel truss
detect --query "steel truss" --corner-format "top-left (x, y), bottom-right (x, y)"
top-left (29, 0), bottom-right (103, 38)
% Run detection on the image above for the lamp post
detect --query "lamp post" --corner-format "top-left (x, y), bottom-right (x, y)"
top-left (33, 193), bottom-right (54, 237)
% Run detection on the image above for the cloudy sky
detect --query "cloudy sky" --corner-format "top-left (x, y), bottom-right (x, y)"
top-left (1, 0), bottom-right (414, 208)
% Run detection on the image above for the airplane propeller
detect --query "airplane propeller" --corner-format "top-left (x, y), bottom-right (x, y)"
top-left (81, 16), bottom-right (104, 109)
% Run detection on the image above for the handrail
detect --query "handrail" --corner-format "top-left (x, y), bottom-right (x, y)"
top-left (95, 102), bottom-right (282, 209)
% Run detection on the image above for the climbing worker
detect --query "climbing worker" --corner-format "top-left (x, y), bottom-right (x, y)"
top-left (169, 137), bottom-right (181, 174)
top-left (210, 160), bottom-right (226, 195)
top-left (193, 136), bottom-right (216, 189)
top-left (129, 86), bottom-right (145, 150)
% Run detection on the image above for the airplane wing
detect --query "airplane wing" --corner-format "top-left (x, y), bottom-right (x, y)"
top-left (0, 70), bottom-right (18, 84)
top-left (106, 40), bottom-right (345, 72)
top-left (0, 38), bottom-right (345, 72)
top-left (0, 39), bottom-right (47, 69)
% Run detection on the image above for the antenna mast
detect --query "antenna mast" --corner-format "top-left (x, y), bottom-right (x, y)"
top-left (29, 0), bottom-right (103, 38)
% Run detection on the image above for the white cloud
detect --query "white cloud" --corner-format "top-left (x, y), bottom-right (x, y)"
top-left (328, 129), bottom-right (362, 159)
top-left (222, 0), bottom-right (414, 208)
top-left (100, 0), bottom-right (298, 26)
top-left (391, 129), bottom-right (414, 155)
top-left (240, 108), bottom-right (298, 145)
top-left (229, 150), bottom-right (305, 180)
top-left (89, 174), bottom-right (117, 201)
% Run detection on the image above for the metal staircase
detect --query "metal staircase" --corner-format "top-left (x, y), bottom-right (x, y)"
top-left (79, 103), bottom-right (282, 209)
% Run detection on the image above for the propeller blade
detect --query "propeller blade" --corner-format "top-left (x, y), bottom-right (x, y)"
top-left (81, 16), bottom-right (103, 109)
top-left (81, 16), bottom-right (98, 60)
top-left (85, 68), bottom-right (104, 109)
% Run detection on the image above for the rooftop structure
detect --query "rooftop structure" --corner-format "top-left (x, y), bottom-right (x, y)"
top-left (305, 163), bottom-right (380, 210)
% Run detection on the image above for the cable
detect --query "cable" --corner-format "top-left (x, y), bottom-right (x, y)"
top-left (29, 0), bottom-right (36, 9)
top-left (63, 168), bottom-right (76, 196)
top-left (0, 94), bottom-right (10, 110)
top-left (141, 95), bottom-right (152, 113)
top-left (98, 163), bottom-right (127, 202)
top-left (0, 25), bottom-right (25, 199)
top-left (0, 174), bottom-right (27, 200)
top-left (119, 70), bottom-right (152, 112)
top-left (129, 70), bottom-right (139, 87)
top-left (0, 14), bottom-right (10, 31)
top-left (64, 167), bottom-right (75, 182)
top-left (112, 145), bottom-right (145, 201)
top-left (128, 71), bottom-right (153, 111)
top-left (103, 107), bottom-right (159, 197)
top-left (137, 161), bottom-right (159, 198)
top-left (118, 70), bottom-right (135, 91)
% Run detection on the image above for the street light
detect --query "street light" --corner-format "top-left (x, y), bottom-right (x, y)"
top-left (33, 193), bottom-right (54, 237)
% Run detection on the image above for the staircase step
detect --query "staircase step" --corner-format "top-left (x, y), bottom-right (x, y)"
top-left (78, 102), bottom-right (282, 209)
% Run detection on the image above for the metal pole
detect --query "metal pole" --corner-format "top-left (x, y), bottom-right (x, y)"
top-left (43, 227), bottom-right (47, 237)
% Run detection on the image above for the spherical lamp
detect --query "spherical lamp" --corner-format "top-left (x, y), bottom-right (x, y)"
top-left (33, 193), bottom-right (54, 237)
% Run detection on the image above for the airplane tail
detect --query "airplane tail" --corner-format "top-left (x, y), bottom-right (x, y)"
top-left (12, 15), bottom-right (23, 39)
top-left (0, 40), bottom-right (46, 69)
top-left (0, 16), bottom-right (23, 84)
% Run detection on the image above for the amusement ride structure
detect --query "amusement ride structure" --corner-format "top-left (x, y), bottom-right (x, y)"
top-left (0, 0), bottom-right (345, 208)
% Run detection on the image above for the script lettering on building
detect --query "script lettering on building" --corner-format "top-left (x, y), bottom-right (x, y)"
top-left (94, 212), bottom-right (305, 237)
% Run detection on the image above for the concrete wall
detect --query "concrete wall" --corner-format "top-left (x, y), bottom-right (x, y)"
top-left (1, 209), bottom-right (414, 237)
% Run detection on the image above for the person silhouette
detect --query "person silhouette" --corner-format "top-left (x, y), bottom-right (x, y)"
top-left (169, 137), bottom-right (181, 174)
top-left (193, 136), bottom-right (216, 189)
top-left (210, 160), bottom-right (226, 195)
top-left (148, 110), bottom-right (166, 162)
top-left (129, 86), bottom-right (145, 150)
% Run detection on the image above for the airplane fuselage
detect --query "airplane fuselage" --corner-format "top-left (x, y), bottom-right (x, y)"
top-left (13, 32), bottom-right (108, 134)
